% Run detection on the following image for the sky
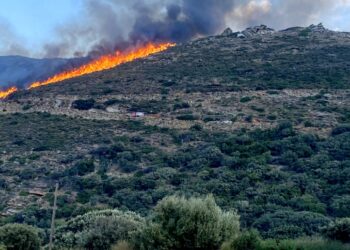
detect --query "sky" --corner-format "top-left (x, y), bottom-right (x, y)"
top-left (0, 0), bottom-right (83, 56)
top-left (0, 0), bottom-right (350, 58)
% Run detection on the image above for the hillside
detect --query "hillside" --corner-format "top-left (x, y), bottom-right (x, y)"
top-left (10, 24), bottom-right (350, 98)
top-left (0, 55), bottom-right (87, 88)
top-left (0, 24), bottom-right (350, 242)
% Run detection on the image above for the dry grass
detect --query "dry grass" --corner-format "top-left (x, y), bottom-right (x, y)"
top-left (112, 241), bottom-right (133, 250)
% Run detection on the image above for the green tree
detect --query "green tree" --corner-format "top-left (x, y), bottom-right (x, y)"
top-left (55, 209), bottom-right (145, 250)
top-left (324, 218), bottom-right (350, 243)
top-left (226, 230), bottom-right (262, 250)
top-left (0, 223), bottom-right (40, 250)
top-left (330, 196), bottom-right (350, 217)
top-left (134, 195), bottom-right (240, 250)
top-left (253, 211), bottom-right (331, 239)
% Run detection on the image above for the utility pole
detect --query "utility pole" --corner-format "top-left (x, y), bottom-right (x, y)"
top-left (49, 183), bottom-right (59, 250)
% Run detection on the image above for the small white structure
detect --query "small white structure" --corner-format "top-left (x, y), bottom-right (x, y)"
top-left (237, 32), bottom-right (245, 38)
top-left (131, 112), bottom-right (145, 118)
top-left (222, 120), bottom-right (233, 125)
top-left (106, 105), bottom-right (119, 113)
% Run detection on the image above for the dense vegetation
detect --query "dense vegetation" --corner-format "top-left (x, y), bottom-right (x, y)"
top-left (1, 26), bottom-right (350, 248)
top-left (0, 223), bottom-right (40, 250)
top-left (1, 196), bottom-right (349, 249)
top-left (1, 112), bottom-right (349, 242)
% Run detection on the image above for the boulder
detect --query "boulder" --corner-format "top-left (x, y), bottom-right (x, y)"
top-left (242, 25), bottom-right (275, 37)
top-left (221, 27), bottom-right (233, 36)
top-left (308, 23), bottom-right (327, 32)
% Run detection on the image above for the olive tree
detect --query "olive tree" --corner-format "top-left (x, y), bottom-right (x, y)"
top-left (134, 195), bottom-right (240, 250)
top-left (0, 223), bottom-right (40, 250)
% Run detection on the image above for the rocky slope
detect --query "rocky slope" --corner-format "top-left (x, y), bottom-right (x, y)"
top-left (9, 23), bottom-right (350, 99)
top-left (2, 24), bottom-right (349, 133)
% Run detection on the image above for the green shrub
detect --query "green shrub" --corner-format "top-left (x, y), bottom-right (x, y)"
top-left (304, 121), bottom-right (313, 127)
top-left (253, 211), bottom-right (331, 239)
top-left (176, 114), bottom-right (199, 120)
top-left (299, 28), bottom-right (311, 37)
top-left (259, 237), bottom-right (349, 250)
top-left (240, 96), bottom-right (253, 103)
top-left (324, 218), bottom-right (350, 243)
top-left (173, 102), bottom-right (190, 111)
top-left (134, 195), bottom-right (240, 250)
top-left (330, 196), bottom-right (350, 217)
top-left (245, 115), bottom-right (253, 123)
top-left (331, 124), bottom-right (350, 136)
top-left (72, 99), bottom-right (96, 110)
top-left (250, 106), bottom-right (265, 113)
top-left (266, 90), bottom-right (280, 95)
top-left (69, 159), bottom-right (95, 176)
top-left (228, 230), bottom-right (262, 250)
top-left (22, 104), bottom-right (33, 111)
top-left (267, 114), bottom-right (277, 121)
top-left (55, 209), bottom-right (145, 250)
top-left (0, 223), bottom-right (41, 250)
top-left (190, 124), bottom-right (203, 131)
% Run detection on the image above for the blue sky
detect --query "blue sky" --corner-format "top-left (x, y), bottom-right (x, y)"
top-left (0, 0), bottom-right (350, 58)
top-left (0, 0), bottom-right (83, 50)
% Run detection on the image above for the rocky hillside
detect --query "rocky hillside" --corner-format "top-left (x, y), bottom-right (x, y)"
top-left (10, 23), bottom-right (350, 98)
top-left (0, 25), bottom-right (350, 239)
top-left (3, 24), bottom-right (349, 134)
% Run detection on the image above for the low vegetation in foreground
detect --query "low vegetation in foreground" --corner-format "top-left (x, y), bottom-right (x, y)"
top-left (1, 113), bottom-right (350, 249)
top-left (1, 195), bottom-right (349, 249)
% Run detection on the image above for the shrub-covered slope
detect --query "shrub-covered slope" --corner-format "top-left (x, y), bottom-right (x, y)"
top-left (1, 25), bottom-right (350, 244)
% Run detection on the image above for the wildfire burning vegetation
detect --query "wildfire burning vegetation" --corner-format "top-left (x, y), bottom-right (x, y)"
top-left (29, 43), bottom-right (175, 89)
top-left (0, 86), bottom-right (18, 99)
top-left (0, 42), bottom-right (175, 99)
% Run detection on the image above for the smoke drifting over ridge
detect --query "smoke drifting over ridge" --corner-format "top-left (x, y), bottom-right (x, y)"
top-left (226, 0), bottom-right (350, 31)
top-left (1, 0), bottom-right (350, 58)
top-left (43, 0), bottom-right (237, 58)
top-left (43, 0), bottom-right (350, 58)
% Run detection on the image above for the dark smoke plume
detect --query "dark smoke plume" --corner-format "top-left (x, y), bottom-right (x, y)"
top-left (128, 0), bottom-right (236, 44)
top-left (1, 0), bottom-right (349, 88)
top-left (35, 0), bottom-right (349, 58)
top-left (43, 0), bottom-right (238, 58)
top-left (1, 0), bottom-right (349, 58)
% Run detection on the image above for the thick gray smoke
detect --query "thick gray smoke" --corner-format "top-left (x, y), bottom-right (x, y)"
top-left (41, 0), bottom-right (350, 58)
top-left (128, 0), bottom-right (235, 45)
top-left (1, 0), bottom-right (349, 88)
top-left (42, 0), bottom-right (237, 58)
top-left (226, 0), bottom-right (345, 31)
top-left (1, 0), bottom-right (350, 58)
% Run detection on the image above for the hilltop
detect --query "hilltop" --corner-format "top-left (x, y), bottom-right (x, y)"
top-left (0, 24), bottom-right (350, 243)
top-left (10, 23), bottom-right (350, 98)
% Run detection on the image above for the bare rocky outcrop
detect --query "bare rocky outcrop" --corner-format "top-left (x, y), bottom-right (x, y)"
top-left (308, 23), bottom-right (327, 33)
top-left (221, 27), bottom-right (233, 36)
top-left (242, 24), bottom-right (275, 37)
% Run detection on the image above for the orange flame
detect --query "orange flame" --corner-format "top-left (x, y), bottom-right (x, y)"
top-left (29, 42), bottom-right (175, 89)
top-left (0, 42), bottom-right (175, 100)
top-left (0, 86), bottom-right (18, 99)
